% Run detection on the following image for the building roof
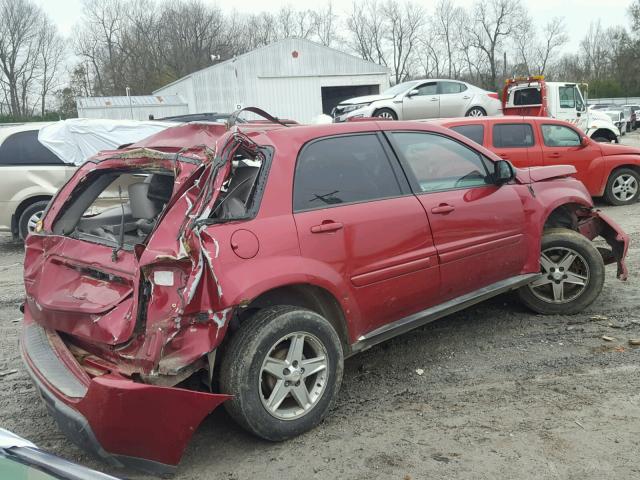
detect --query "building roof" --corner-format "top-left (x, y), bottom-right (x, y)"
top-left (77, 95), bottom-right (187, 109)
top-left (154, 38), bottom-right (389, 93)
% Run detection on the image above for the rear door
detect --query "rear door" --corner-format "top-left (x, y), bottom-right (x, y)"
top-left (387, 130), bottom-right (527, 300)
top-left (438, 81), bottom-right (471, 117)
top-left (293, 133), bottom-right (440, 336)
top-left (402, 82), bottom-right (439, 120)
top-left (490, 121), bottom-right (541, 167)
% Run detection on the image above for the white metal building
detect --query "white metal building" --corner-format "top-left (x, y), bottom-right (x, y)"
top-left (153, 38), bottom-right (390, 123)
top-left (76, 95), bottom-right (188, 121)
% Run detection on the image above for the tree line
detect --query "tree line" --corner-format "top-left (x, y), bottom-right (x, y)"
top-left (2, 0), bottom-right (640, 121)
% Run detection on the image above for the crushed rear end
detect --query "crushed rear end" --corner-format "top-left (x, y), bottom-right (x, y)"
top-left (19, 123), bottom-right (269, 473)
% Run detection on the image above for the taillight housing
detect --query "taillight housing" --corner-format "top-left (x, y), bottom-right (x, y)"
top-left (487, 92), bottom-right (500, 100)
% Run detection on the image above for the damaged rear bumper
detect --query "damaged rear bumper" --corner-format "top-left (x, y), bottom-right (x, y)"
top-left (578, 210), bottom-right (629, 280)
top-left (20, 317), bottom-right (230, 475)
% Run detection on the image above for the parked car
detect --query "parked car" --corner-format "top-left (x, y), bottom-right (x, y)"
top-left (0, 119), bottom-right (173, 240)
top-left (21, 116), bottom-right (628, 473)
top-left (0, 428), bottom-right (119, 479)
top-left (502, 78), bottom-right (620, 143)
top-left (433, 116), bottom-right (640, 205)
top-left (602, 109), bottom-right (627, 135)
top-left (332, 79), bottom-right (501, 122)
top-left (623, 104), bottom-right (640, 130)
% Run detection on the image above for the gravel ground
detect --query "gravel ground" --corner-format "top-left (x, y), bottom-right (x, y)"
top-left (1, 147), bottom-right (640, 479)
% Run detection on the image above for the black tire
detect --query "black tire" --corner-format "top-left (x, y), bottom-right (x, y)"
top-left (465, 106), bottom-right (486, 117)
top-left (219, 306), bottom-right (344, 441)
top-left (18, 200), bottom-right (49, 240)
top-left (603, 168), bottom-right (640, 206)
top-left (373, 108), bottom-right (397, 120)
top-left (518, 229), bottom-right (605, 315)
top-left (592, 136), bottom-right (610, 143)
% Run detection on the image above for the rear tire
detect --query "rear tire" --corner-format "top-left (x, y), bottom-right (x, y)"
top-left (18, 200), bottom-right (49, 240)
top-left (518, 229), bottom-right (604, 315)
top-left (373, 108), bottom-right (397, 120)
top-left (220, 306), bottom-right (343, 441)
top-left (465, 107), bottom-right (486, 117)
top-left (603, 168), bottom-right (640, 206)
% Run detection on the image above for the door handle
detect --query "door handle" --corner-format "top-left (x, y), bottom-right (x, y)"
top-left (430, 98), bottom-right (438, 102)
top-left (549, 152), bottom-right (561, 158)
top-left (499, 153), bottom-right (509, 158)
top-left (431, 204), bottom-right (455, 214)
top-left (462, 96), bottom-right (471, 100)
top-left (310, 221), bottom-right (343, 233)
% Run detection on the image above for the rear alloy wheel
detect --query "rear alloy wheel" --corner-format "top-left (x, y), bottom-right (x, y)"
top-left (465, 107), bottom-right (486, 117)
top-left (604, 168), bottom-right (640, 205)
top-left (374, 108), bottom-right (397, 120)
top-left (220, 306), bottom-right (343, 440)
top-left (518, 229), bottom-right (604, 315)
top-left (18, 200), bottom-right (49, 240)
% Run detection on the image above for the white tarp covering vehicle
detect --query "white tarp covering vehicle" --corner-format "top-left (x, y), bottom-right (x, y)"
top-left (38, 118), bottom-right (176, 165)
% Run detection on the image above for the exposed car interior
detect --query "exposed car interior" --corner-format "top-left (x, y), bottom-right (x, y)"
top-left (52, 170), bottom-right (175, 247)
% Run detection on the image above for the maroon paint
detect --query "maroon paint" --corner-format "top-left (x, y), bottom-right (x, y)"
top-left (21, 120), bottom-right (630, 471)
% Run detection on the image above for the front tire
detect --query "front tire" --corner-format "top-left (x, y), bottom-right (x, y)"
top-left (220, 306), bottom-right (344, 441)
top-left (465, 106), bottom-right (486, 117)
top-left (518, 229), bottom-right (605, 315)
top-left (373, 108), bottom-right (397, 120)
top-left (18, 200), bottom-right (49, 240)
top-left (603, 168), bottom-right (640, 205)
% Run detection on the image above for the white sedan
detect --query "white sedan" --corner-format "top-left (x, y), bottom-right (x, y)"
top-left (332, 79), bottom-right (502, 122)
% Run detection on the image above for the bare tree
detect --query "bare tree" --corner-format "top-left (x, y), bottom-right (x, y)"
top-left (381, 0), bottom-right (425, 83)
top-left (0, 0), bottom-right (48, 116)
top-left (312, 1), bottom-right (339, 47)
top-left (37, 18), bottom-right (66, 116)
top-left (346, 0), bottom-right (387, 66)
top-left (430, 0), bottom-right (463, 78)
top-left (469, 0), bottom-right (526, 88)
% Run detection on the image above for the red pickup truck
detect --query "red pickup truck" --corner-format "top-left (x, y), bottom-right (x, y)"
top-left (434, 116), bottom-right (640, 205)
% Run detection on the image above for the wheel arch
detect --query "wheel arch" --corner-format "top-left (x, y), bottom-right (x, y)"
top-left (372, 106), bottom-right (398, 119)
top-left (236, 283), bottom-right (352, 354)
top-left (590, 128), bottom-right (617, 143)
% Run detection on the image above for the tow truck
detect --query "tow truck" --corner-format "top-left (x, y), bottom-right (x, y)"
top-left (502, 76), bottom-right (620, 143)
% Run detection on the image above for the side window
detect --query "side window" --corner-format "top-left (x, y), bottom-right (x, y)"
top-left (559, 86), bottom-right (576, 109)
top-left (415, 82), bottom-right (437, 96)
top-left (450, 124), bottom-right (484, 146)
top-left (0, 131), bottom-right (64, 166)
top-left (391, 132), bottom-right (492, 193)
top-left (439, 82), bottom-right (465, 94)
top-left (541, 124), bottom-right (581, 147)
top-left (294, 134), bottom-right (402, 212)
top-left (493, 124), bottom-right (534, 148)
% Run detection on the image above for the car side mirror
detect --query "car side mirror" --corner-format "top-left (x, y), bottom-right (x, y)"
top-left (407, 89), bottom-right (419, 98)
top-left (494, 160), bottom-right (514, 184)
top-left (580, 136), bottom-right (589, 147)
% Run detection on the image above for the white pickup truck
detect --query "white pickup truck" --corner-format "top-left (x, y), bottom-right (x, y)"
top-left (501, 77), bottom-right (620, 143)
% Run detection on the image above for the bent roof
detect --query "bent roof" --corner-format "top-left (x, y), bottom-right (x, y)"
top-left (128, 122), bottom-right (229, 151)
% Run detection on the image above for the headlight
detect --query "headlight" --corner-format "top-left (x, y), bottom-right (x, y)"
top-left (341, 103), bottom-right (371, 114)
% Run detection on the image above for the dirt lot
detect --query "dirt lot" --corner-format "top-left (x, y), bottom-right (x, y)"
top-left (1, 165), bottom-right (639, 479)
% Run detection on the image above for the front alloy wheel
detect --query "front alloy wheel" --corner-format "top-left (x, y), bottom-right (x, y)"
top-left (220, 306), bottom-right (343, 441)
top-left (518, 229), bottom-right (604, 315)
top-left (604, 168), bottom-right (640, 205)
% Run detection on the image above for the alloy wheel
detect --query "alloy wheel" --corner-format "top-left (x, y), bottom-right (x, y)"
top-left (27, 210), bottom-right (44, 233)
top-left (376, 111), bottom-right (394, 119)
top-left (611, 174), bottom-right (638, 203)
top-left (467, 108), bottom-right (485, 117)
top-left (528, 247), bottom-right (590, 304)
top-left (259, 332), bottom-right (329, 420)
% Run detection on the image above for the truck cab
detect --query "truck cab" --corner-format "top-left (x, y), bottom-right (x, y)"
top-left (502, 77), bottom-right (620, 143)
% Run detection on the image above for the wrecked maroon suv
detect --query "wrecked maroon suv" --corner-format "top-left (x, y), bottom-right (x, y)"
top-left (20, 113), bottom-right (629, 474)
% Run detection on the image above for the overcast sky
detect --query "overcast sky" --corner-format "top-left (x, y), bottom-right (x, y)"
top-left (33, 0), bottom-right (631, 52)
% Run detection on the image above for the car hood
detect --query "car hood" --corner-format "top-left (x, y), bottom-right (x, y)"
top-left (598, 142), bottom-right (640, 156)
top-left (516, 165), bottom-right (577, 183)
top-left (338, 94), bottom-right (395, 106)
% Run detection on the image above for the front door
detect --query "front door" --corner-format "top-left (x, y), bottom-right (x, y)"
top-left (537, 121), bottom-right (603, 193)
top-left (292, 133), bottom-right (440, 337)
top-left (387, 130), bottom-right (527, 300)
top-left (402, 82), bottom-right (439, 120)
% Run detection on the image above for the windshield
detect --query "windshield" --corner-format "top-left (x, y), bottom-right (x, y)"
top-left (383, 81), bottom-right (420, 96)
